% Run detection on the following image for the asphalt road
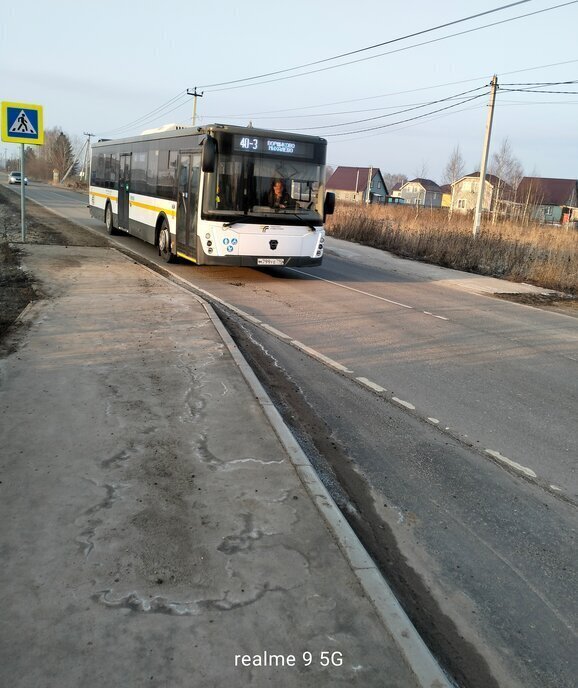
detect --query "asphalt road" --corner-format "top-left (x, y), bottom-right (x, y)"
top-left (7, 181), bottom-right (578, 687)
top-left (16, 181), bottom-right (578, 501)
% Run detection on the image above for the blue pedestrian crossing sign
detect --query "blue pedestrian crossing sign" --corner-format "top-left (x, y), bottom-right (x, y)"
top-left (1, 101), bottom-right (44, 145)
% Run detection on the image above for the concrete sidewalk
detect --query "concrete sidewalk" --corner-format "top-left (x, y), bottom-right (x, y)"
top-left (0, 245), bottom-right (448, 688)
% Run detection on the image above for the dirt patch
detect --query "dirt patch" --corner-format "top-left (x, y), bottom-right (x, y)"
top-left (0, 184), bottom-right (108, 349)
top-left (493, 292), bottom-right (578, 317)
top-left (0, 242), bottom-right (36, 349)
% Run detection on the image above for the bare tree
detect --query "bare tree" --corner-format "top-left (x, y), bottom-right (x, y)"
top-left (489, 138), bottom-right (524, 221)
top-left (25, 127), bottom-right (77, 181)
top-left (489, 138), bottom-right (523, 188)
top-left (382, 172), bottom-right (407, 191)
top-left (442, 145), bottom-right (465, 185)
top-left (50, 130), bottom-right (77, 179)
top-left (413, 161), bottom-right (429, 179)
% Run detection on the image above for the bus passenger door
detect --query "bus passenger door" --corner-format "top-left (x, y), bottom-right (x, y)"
top-left (176, 153), bottom-right (201, 260)
top-left (118, 154), bottom-right (131, 230)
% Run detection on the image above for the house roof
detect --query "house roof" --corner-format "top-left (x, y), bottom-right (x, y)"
top-left (402, 178), bottom-right (442, 192)
top-left (326, 166), bottom-right (385, 192)
top-left (452, 171), bottom-right (503, 187)
top-left (516, 177), bottom-right (578, 205)
top-left (452, 172), bottom-right (514, 200)
top-left (440, 184), bottom-right (452, 194)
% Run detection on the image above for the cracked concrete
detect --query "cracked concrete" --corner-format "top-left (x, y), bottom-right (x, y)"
top-left (0, 245), bottom-right (424, 687)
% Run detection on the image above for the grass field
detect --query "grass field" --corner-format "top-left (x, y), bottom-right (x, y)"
top-left (326, 204), bottom-right (578, 294)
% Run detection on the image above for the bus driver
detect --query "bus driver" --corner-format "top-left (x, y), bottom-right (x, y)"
top-left (267, 178), bottom-right (294, 209)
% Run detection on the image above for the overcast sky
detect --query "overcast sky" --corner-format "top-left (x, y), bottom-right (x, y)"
top-left (2, 0), bottom-right (577, 181)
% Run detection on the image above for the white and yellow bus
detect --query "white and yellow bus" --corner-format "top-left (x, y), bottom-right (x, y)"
top-left (89, 123), bottom-right (334, 267)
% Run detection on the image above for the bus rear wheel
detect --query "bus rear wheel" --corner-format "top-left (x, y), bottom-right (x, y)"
top-left (105, 203), bottom-right (117, 235)
top-left (158, 220), bottom-right (174, 263)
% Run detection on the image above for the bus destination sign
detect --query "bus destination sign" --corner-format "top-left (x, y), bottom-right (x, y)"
top-left (234, 135), bottom-right (313, 158)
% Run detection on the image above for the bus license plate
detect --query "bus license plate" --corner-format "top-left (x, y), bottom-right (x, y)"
top-left (257, 258), bottom-right (285, 266)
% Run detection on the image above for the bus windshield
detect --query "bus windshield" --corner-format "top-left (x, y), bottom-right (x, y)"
top-left (204, 150), bottom-right (324, 223)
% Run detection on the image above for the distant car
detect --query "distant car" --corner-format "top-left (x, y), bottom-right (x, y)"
top-left (8, 171), bottom-right (27, 185)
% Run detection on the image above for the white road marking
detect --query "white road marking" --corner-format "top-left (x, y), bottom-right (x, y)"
top-left (423, 311), bottom-right (449, 321)
top-left (287, 268), bottom-right (414, 309)
top-left (485, 449), bottom-right (537, 478)
top-left (392, 397), bottom-right (416, 411)
top-left (427, 417), bottom-right (440, 424)
top-left (356, 377), bottom-right (387, 393)
top-left (290, 340), bottom-right (354, 373)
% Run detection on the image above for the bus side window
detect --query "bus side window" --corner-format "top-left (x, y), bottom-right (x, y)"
top-left (92, 152), bottom-right (105, 186)
top-left (157, 150), bottom-right (178, 199)
top-left (132, 151), bottom-right (147, 194)
top-left (147, 149), bottom-right (159, 195)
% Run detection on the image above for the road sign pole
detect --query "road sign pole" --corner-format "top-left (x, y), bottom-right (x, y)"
top-left (20, 143), bottom-right (26, 242)
top-left (1, 100), bottom-right (43, 240)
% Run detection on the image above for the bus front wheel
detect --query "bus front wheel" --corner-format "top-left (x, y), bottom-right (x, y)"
top-left (158, 221), bottom-right (174, 263)
top-left (105, 203), bottom-right (117, 235)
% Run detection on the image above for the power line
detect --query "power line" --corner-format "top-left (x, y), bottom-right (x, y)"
top-left (501, 88), bottom-right (578, 93)
top-left (327, 103), bottom-right (487, 144)
top-left (96, 91), bottom-right (189, 136)
top-left (290, 86), bottom-right (489, 132)
top-left (321, 92), bottom-right (490, 137)
top-left (208, 59), bottom-right (578, 121)
top-left (91, 5), bottom-right (578, 138)
top-left (204, 96), bottom-right (481, 121)
top-left (498, 99), bottom-right (578, 103)
top-left (201, 1), bottom-right (578, 93)
top-left (93, 51), bottom-right (578, 140)
top-left (500, 79), bottom-right (578, 85)
top-left (199, 1), bottom-right (531, 89)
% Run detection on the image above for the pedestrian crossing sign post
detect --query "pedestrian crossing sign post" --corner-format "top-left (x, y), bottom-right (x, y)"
top-left (1, 101), bottom-right (44, 242)
top-left (1, 101), bottom-right (44, 145)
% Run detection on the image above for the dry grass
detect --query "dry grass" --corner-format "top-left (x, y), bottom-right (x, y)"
top-left (326, 204), bottom-right (578, 294)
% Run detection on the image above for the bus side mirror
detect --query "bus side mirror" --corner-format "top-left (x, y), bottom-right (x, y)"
top-left (324, 192), bottom-right (335, 219)
top-left (202, 136), bottom-right (217, 173)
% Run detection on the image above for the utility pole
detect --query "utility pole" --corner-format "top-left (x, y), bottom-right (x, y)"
top-left (473, 75), bottom-right (498, 238)
top-left (61, 132), bottom-right (93, 185)
top-left (187, 88), bottom-right (204, 127)
top-left (83, 132), bottom-right (94, 183)
top-left (366, 166), bottom-right (373, 204)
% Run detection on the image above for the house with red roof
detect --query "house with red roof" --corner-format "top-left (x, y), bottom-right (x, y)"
top-left (326, 166), bottom-right (388, 204)
top-left (516, 177), bottom-right (578, 224)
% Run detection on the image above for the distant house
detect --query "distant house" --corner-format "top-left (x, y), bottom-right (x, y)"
top-left (326, 166), bottom-right (389, 204)
top-left (450, 172), bottom-right (512, 213)
top-left (390, 182), bottom-right (403, 198)
top-left (440, 184), bottom-right (452, 208)
top-left (516, 177), bottom-right (578, 224)
top-left (398, 178), bottom-right (442, 207)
